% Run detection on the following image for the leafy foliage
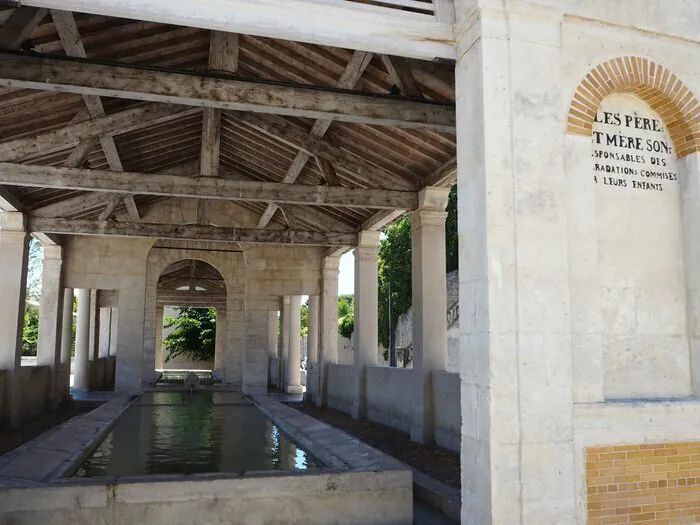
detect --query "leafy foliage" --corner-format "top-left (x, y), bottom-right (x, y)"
top-left (22, 303), bottom-right (40, 356)
top-left (337, 294), bottom-right (354, 339)
top-left (377, 185), bottom-right (458, 352)
top-left (26, 239), bottom-right (43, 300)
top-left (301, 300), bottom-right (309, 338)
top-left (163, 307), bottom-right (217, 362)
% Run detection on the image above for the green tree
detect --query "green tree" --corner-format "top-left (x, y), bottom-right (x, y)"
top-left (377, 185), bottom-right (458, 354)
top-left (163, 307), bottom-right (217, 362)
top-left (337, 294), bottom-right (354, 339)
top-left (301, 300), bottom-right (309, 337)
top-left (22, 303), bottom-right (40, 356)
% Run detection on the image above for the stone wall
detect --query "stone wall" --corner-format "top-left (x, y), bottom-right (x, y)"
top-left (19, 366), bottom-right (49, 421)
top-left (327, 364), bottom-right (356, 414)
top-left (365, 366), bottom-right (414, 433)
top-left (0, 471), bottom-right (412, 525)
top-left (432, 371), bottom-right (460, 452)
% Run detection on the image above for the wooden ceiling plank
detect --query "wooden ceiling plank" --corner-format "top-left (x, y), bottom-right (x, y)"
top-left (0, 7), bottom-right (47, 49)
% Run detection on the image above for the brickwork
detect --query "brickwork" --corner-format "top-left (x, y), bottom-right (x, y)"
top-left (568, 57), bottom-right (700, 158)
top-left (587, 442), bottom-right (700, 524)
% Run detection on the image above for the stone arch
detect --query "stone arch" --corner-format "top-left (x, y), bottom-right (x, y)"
top-left (567, 56), bottom-right (700, 158)
top-left (143, 241), bottom-right (246, 387)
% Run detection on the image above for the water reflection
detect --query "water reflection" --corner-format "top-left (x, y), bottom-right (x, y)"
top-left (75, 392), bottom-right (319, 477)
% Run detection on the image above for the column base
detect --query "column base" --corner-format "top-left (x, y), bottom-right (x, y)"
top-left (284, 384), bottom-right (304, 394)
top-left (410, 423), bottom-right (434, 445)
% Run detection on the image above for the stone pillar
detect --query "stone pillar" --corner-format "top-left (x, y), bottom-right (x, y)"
top-left (455, 5), bottom-right (575, 523)
top-left (410, 187), bottom-right (450, 443)
top-left (98, 308), bottom-right (112, 359)
top-left (109, 308), bottom-right (118, 356)
top-left (279, 296), bottom-right (291, 389)
top-left (268, 310), bottom-right (278, 359)
top-left (214, 309), bottom-right (227, 374)
top-left (74, 288), bottom-right (91, 391)
top-left (285, 295), bottom-right (303, 394)
top-left (0, 212), bottom-right (29, 428)
top-left (60, 288), bottom-right (73, 364)
top-left (352, 231), bottom-right (380, 419)
top-left (305, 295), bottom-right (319, 401)
top-left (267, 310), bottom-right (278, 385)
top-left (37, 245), bottom-right (65, 409)
top-left (87, 289), bottom-right (99, 388)
top-left (317, 256), bottom-right (339, 407)
top-left (154, 306), bottom-right (164, 370)
top-left (59, 288), bottom-right (73, 398)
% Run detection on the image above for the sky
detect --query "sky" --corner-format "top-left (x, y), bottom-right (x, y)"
top-left (338, 251), bottom-right (354, 295)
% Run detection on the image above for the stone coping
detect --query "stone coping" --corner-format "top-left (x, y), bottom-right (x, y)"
top-left (259, 395), bottom-right (459, 523)
top-left (251, 394), bottom-right (410, 473)
top-left (0, 394), bottom-right (134, 487)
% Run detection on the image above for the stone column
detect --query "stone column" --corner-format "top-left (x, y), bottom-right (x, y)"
top-left (60, 288), bottom-right (73, 364)
top-left (109, 308), bottom-right (118, 356)
top-left (410, 187), bottom-right (450, 443)
top-left (305, 295), bottom-right (319, 401)
top-left (59, 288), bottom-right (73, 398)
top-left (98, 308), bottom-right (112, 359)
top-left (279, 296), bottom-right (291, 389)
top-left (455, 5), bottom-right (575, 523)
top-left (87, 289), bottom-right (99, 388)
top-left (0, 212), bottom-right (29, 427)
top-left (267, 310), bottom-right (278, 385)
top-left (352, 231), bottom-right (380, 419)
top-left (317, 256), bottom-right (339, 407)
top-left (214, 309), bottom-right (226, 374)
top-left (37, 245), bottom-right (65, 409)
top-left (74, 288), bottom-right (91, 391)
top-left (285, 295), bottom-right (303, 394)
top-left (154, 306), bottom-right (164, 370)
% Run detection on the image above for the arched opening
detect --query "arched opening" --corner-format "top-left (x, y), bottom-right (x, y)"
top-left (155, 259), bottom-right (227, 384)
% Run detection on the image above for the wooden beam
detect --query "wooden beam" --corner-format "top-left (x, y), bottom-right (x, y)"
top-left (0, 7), bottom-right (46, 49)
top-left (63, 137), bottom-right (98, 168)
top-left (315, 157), bottom-right (341, 186)
top-left (324, 208), bottom-right (407, 256)
top-left (0, 53), bottom-right (456, 131)
top-left (29, 218), bottom-right (358, 246)
top-left (381, 55), bottom-right (423, 97)
top-left (199, 31), bottom-right (239, 225)
top-left (0, 103), bottom-right (197, 163)
top-left (51, 10), bottom-right (139, 221)
top-left (423, 156), bottom-right (456, 187)
top-left (0, 163), bottom-right (418, 209)
top-left (0, 186), bottom-right (23, 212)
top-left (18, 0), bottom-right (455, 60)
top-left (257, 50), bottom-right (373, 228)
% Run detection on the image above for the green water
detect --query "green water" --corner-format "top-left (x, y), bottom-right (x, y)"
top-left (74, 392), bottom-right (320, 477)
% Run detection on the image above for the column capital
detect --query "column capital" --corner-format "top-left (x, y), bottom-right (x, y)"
top-left (43, 244), bottom-right (63, 262)
top-left (282, 295), bottom-right (291, 306)
top-left (357, 230), bottom-right (381, 248)
top-left (411, 209), bottom-right (448, 229)
top-left (418, 186), bottom-right (451, 211)
top-left (0, 211), bottom-right (25, 232)
top-left (322, 255), bottom-right (340, 272)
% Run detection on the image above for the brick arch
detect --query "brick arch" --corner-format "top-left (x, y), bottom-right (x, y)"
top-left (567, 57), bottom-right (700, 158)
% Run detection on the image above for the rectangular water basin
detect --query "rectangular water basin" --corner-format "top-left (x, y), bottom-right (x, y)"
top-left (73, 391), bottom-right (320, 477)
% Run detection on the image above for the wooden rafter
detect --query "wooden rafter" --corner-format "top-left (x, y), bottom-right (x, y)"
top-left (51, 10), bottom-right (140, 222)
top-left (0, 7), bottom-right (46, 49)
top-left (257, 50), bottom-right (374, 228)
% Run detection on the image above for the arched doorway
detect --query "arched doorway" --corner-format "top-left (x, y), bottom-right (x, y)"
top-left (155, 259), bottom-right (227, 380)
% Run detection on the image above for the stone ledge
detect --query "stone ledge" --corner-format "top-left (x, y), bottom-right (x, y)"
top-left (0, 394), bottom-right (134, 486)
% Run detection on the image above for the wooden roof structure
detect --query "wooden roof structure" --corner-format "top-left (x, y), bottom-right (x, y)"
top-left (0, 8), bottom-right (457, 251)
